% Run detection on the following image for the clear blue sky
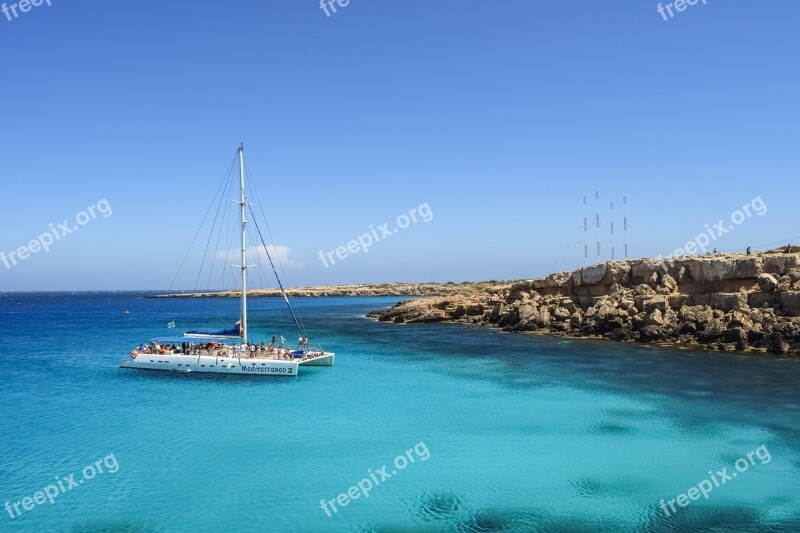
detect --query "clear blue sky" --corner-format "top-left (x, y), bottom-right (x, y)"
top-left (1, 0), bottom-right (798, 291)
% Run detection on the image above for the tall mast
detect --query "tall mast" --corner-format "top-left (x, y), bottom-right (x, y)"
top-left (238, 144), bottom-right (248, 346)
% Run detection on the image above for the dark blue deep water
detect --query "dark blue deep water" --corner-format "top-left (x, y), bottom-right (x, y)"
top-left (1, 293), bottom-right (799, 532)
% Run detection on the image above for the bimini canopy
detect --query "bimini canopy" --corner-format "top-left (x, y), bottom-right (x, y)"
top-left (184, 321), bottom-right (241, 340)
top-left (150, 336), bottom-right (236, 344)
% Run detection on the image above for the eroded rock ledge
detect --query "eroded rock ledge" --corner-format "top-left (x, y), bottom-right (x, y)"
top-left (367, 253), bottom-right (800, 356)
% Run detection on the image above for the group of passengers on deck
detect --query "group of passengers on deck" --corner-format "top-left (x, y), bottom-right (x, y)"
top-left (135, 334), bottom-right (312, 359)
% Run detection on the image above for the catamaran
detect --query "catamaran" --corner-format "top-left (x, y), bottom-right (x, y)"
top-left (120, 145), bottom-right (334, 376)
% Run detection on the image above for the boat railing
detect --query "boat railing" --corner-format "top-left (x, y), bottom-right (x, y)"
top-left (133, 344), bottom-right (326, 359)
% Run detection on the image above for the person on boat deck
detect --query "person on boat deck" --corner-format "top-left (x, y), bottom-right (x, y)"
top-left (272, 335), bottom-right (277, 346)
top-left (280, 336), bottom-right (286, 348)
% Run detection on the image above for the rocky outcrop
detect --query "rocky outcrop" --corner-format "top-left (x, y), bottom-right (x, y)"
top-left (367, 253), bottom-right (800, 356)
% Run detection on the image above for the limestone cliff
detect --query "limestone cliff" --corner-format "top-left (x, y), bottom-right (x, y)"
top-left (367, 253), bottom-right (800, 356)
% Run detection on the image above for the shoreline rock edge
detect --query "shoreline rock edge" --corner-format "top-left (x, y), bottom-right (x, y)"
top-left (367, 253), bottom-right (800, 357)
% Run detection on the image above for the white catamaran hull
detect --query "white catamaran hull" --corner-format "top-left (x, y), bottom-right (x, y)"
top-left (120, 352), bottom-right (334, 376)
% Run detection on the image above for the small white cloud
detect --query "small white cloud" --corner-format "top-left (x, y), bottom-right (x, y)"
top-left (216, 245), bottom-right (303, 269)
top-left (256, 244), bottom-right (303, 268)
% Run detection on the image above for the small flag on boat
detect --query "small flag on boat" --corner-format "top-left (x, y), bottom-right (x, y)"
top-left (167, 321), bottom-right (176, 329)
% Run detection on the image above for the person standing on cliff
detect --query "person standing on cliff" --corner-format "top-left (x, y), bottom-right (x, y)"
top-left (747, 246), bottom-right (751, 255)
top-left (786, 244), bottom-right (793, 253)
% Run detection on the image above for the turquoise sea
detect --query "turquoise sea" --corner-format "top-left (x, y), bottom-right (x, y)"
top-left (0, 293), bottom-right (799, 532)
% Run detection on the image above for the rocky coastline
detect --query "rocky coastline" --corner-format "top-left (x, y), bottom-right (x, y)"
top-left (146, 282), bottom-right (482, 299)
top-left (367, 253), bottom-right (800, 356)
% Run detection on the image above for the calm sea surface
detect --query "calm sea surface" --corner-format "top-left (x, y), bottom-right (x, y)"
top-left (0, 293), bottom-right (798, 532)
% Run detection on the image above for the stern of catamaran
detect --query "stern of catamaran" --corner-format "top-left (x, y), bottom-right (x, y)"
top-left (298, 351), bottom-right (335, 366)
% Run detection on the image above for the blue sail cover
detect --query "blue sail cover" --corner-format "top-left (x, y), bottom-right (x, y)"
top-left (185, 321), bottom-right (241, 339)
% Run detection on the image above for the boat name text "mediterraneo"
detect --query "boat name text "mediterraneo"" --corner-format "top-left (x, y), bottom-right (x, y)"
top-left (241, 365), bottom-right (293, 374)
